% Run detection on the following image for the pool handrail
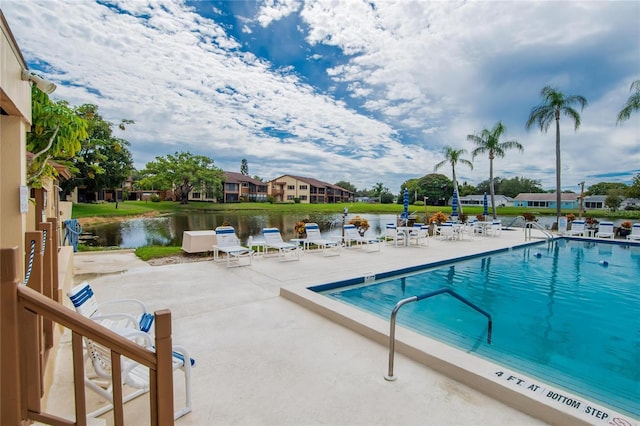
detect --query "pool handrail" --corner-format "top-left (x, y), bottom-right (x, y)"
top-left (384, 288), bottom-right (492, 381)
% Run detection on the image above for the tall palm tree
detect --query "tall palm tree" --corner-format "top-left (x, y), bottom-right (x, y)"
top-left (433, 146), bottom-right (473, 214)
top-left (617, 79), bottom-right (640, 124)
top-left (525, 86), bottom-right (587, 224)
top-left (469, 121), bottom-right (523, 219)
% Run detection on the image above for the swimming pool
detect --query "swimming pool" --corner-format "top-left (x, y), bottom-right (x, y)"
top-left (313, 239), bottom-right (640, 420)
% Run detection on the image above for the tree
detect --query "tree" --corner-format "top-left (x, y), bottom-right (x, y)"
top-left (433, 146), bottom-right (473, 214)
top-left (335, 180), bottom-right (357, 193)
top-left (139, 152), bottom-right (224, 204)
top-left (469, 121), bottom-right (523, 219)
top-left (586, 181), bottom-right (628, 196)
top-left (411, 174), bottom-right (452, 206)
top-left (240, 158), bottom-right (249, 175)
top-left (604, 189), bottom-right (623, 211)
top-left (27, 85), bottom-right (88, 187)
top-left (627, 174), bottom-right (640, 199)
top-left (617, 80), bottom-right (640, 124)
top-left (526, 85), bottom-right (587, 223)
top-left (60, 104), bottom-right (134, 202)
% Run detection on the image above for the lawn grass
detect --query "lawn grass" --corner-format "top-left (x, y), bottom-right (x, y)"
top-left (134, 245), bottom-right (183, 261)
top-left (72, 200), bottom-right (640, 220)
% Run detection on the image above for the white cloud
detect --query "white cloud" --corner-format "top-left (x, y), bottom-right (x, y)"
top-left (3, 0), bottom-right (639, 193)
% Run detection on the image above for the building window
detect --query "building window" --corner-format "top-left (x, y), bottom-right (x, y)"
top-left (242, 182), bottom-right (249, 188)
top-left (299, 185), bottom-right (307, 190)
top-left (300, 195), bottom-right (307, 200)
top-left (192, 192), bottom-right (201, 199)
top-left (287, 185), bottom-right (295, 190)
top-left (287, 195), bottom-right (295, 200)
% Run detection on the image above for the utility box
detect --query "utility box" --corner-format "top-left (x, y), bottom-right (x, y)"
top-left (181, 230), bottom-right (216, 253)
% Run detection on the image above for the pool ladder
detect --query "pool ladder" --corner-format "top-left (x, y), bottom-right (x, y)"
top-left (384, 288), bottom-right (492, 381)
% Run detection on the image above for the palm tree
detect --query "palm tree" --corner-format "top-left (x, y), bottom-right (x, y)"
top-left (617, 80), bottom-right (640, 124)
top-left (525, 86), bottom-right (587, 224)
top-left (469, 121), bottom-right (523, 219)
top-left (433, 146), bottom-right (473, 214)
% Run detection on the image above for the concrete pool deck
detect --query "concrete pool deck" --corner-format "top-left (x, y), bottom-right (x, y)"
top-left (43, 229), bottom-right (635, 425)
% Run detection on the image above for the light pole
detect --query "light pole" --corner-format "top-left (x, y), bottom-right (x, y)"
top-left (578, 181), bottom-right (585, 219)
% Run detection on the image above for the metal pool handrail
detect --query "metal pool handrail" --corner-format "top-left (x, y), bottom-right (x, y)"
top-left (384, 288), bottom-right (492, 381)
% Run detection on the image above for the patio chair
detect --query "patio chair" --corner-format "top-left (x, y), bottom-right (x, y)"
top-left (213, 226), bottom-right (254, 267)
top-left (408, 223), bottom-right (429, 247)
top-left (566, 220), bottom-right (586, 237)
top-left (303, 223), bottom-right (341, 256)
top-left (627, 223), bottom-right (640, 241)
top-left (262, 227), bottom-right (301, 261)
top-left (433, 222), bottom-right (457, 241)
top-left (342, 224), bottom-right (381, 251)
top-left (82, 328), bottom-right (194, 419)
top-left (384, 224), bottom-right (406, 246)
top-left (68, 281), bottom-right (155, 334)
top-left (486, 220), bottom-right (502, 237)
top-left (596, 222), bottom-right (614, 239)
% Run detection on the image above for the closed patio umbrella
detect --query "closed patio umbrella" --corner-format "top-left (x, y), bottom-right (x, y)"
top-left (400, 188), bottom-right (409, 223)
top-left (451, 189), bottom-right (459, 219)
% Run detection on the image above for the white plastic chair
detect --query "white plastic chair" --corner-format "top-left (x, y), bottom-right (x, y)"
top-left (262, 227), bottom-right (301, 261)
top-left (627, 223), bottom-right (640, 241)
top-left (68, 281), bottom-right (154, 333)
top-left (304, 223), bottom-right (341, 256)
top-left (342, 224), bottom-right (381, 251)
top-left (566, 220), bottom-right (586, 237)
top-left (213, 226), bottom-right (254, 267)
top-left (596, 222), bottom-right (614, 239)
top-left (385, 224), bottom-right (406, 246)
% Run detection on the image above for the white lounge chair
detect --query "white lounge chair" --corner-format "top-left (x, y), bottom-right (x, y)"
top-left (304, 223), bottom-right (341, 256)
top-left (627, 223), bottom-right (640, 241)
top-left (566, 220), bottom-right (586, 237)
top-left (596, 221), bottom-right (614, 239)
top-left (262, 227), bottom-right (301, 261)
top-left (213, 226), bottom-right (254, 267)
top-left (68, 281), bottom-right (154, 333)
top-left (342, 224), bottom-right (381, 251)
top-left (384, 224), bottom-right (406, 246)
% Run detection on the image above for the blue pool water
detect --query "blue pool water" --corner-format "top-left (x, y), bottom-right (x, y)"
top-left (317, 239), bottom-right (640, 418)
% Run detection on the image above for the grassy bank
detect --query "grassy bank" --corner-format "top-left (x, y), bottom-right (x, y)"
top-left (72, 200), bottom-right (640, 220)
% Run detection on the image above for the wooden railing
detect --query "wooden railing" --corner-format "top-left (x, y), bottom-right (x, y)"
top-left (1, 228), bottom-right (176, 425)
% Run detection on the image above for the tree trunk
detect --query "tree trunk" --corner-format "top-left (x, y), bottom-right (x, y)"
top-left (555, 110), bottom-right (562, 223)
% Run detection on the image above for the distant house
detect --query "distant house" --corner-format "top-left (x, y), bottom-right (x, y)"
top-left (222, 172), bottom-right (268, 203)
top-left (458, 194), bottom-right (512, 207)
top-left (268, 175), bottom-right (353, 204)
top-left (513, 193), bottom-right (579, 209)
top-left (583, 195), bottom-right (606, 210)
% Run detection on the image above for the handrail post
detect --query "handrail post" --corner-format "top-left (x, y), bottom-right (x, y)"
top-left (154, 309), bottom-right (174, 426)
top-left (1, 247), bottom-right (23, 424)
top-left (385, 288), bottom-right (492, 381)
top-left (47, 218), bottom-right (60, 303)
top-left (39, 221), bottom-right (54, 349)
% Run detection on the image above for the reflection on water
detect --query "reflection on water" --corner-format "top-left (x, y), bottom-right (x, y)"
top-left (84, 213), bottom-right (401, 248)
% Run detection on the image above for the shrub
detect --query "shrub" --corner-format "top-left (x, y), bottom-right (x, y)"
top-left (294, 219), bottom-right (309, 236)
top-left (565, 213), bottom-right (576, 222)
top-left (348, 215), bottom-right (370, 235)
top-left (430, 211), bottom-right (448, 224)
top-left (522, 212), bottom-right (536, 221)
top-left (620, 221), bottom-right (632, 229)
top-left (150, 194), bottom-right (160, 202)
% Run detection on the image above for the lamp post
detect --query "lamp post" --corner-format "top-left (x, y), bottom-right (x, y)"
top-left (578, 181), bottom-right (585, 219)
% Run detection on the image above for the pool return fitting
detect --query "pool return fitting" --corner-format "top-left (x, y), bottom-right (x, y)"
top-left (384, 288), bottom-right (492, 381)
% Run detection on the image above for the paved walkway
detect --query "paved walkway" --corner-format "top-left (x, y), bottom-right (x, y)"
top-left (46, 230), bottom-right (553, 425)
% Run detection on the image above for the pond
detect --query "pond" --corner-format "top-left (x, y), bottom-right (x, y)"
top-left (81, 212), bottom-right (622, 249)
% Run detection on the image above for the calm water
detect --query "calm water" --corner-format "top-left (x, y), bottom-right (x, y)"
top-left (320, 239), bottom-right (640, 418)
top-left (83, 212), bottom-right (624, 249)
top-left (84, 212), bottom-right (398, 248)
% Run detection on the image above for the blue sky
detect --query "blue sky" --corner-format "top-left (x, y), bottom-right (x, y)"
top-left (3, 0), bottom-right (639, 194)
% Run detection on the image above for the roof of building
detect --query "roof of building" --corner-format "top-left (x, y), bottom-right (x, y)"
top-left (514, 192), bottom-right (579, 201)
top-left (224, 171), bottom-right (267, 186)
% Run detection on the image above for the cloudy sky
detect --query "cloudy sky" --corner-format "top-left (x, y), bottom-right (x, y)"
top-left (3, 0), bottom-right (639, 193)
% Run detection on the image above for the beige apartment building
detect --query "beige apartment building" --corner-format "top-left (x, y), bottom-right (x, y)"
top-left (268, 174), bottom-right (353, 204)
